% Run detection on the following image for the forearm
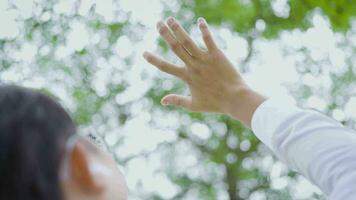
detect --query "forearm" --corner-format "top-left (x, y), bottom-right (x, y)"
top-left (251, 97), bottom-right (356, 199)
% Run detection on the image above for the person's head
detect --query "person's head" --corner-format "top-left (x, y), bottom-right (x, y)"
top-left (0, 85), bottom-right (127, 200)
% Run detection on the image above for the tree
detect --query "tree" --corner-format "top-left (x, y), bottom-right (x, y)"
top-left (0, 0), bottom-right (355, 199)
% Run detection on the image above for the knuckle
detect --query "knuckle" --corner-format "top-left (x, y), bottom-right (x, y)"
top-left (212, 49), bottom-right (223, 57)
top-left (207, 47), bottom-right (219, 55)
top-left (170, 22), bottom-right (179, 31)
top-left (200, 25), bottom-right (208, 31)
top-left (182, 38), bottom-right (190, 46)
top-left (159, 26), bottom-right (167, 35)
top-left (176, 97), bottom-right (183, 106)
top-left (157, 61), bottom-right (166, 69)
top-left (170, 42), bottom-right (180, 50)
top-left (184, 75), bottom-right (193, 84)
top-left (193, 51), bottom-right (204, 60)
top-left (178, 70), bottom-right (188, 80)
top-left (203, 34), bottom-right (211, 41)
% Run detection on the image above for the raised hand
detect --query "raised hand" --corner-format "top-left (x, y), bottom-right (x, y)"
top-left (143, 17), bottom-right (265, 127)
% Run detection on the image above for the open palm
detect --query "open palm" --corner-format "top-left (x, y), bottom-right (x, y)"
top-left (143, 17), bottom-right (247, 114)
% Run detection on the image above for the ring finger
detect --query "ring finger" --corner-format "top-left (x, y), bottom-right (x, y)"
top-left (157, 21), bottom-right (192, 64)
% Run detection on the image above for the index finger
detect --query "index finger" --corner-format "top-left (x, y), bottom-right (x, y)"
top-left (143, 51), bottom-right (187, 80)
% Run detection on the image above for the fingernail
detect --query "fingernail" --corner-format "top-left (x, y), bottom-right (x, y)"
top-left (143, 51), bottom-right (149, 59)
top-left (167, 17), bottom-right (175, 26)
top-left (161, 99), bottom-right (169, 106)
top-left (198, 17), bottom-right (207, 26)
top-left (156, 21), bottom-right (164, 30)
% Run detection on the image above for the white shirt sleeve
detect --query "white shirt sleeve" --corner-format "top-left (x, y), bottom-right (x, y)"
top-left (251, 96), bottom-right (356, 200)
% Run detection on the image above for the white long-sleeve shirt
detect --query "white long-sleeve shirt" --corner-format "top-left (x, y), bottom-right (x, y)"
top-left (251, 97), bottom-right (356, 200)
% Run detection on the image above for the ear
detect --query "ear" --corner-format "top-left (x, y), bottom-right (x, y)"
top-left (70, 143), bottom-right (104, 194)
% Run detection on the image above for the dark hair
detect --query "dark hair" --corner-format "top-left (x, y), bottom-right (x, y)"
top-left (0, 85), bottom-right (76, 200)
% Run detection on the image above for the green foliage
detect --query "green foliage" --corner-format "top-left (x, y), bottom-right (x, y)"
top-left (185, 0), bottom-right (356, 38)
top-left (1, 0), bottom-right (356, 200)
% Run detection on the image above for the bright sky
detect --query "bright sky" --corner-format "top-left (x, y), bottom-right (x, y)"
top-left (1, 0), bottom-right (355, 199)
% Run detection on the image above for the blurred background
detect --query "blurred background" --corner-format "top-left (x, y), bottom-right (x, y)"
top-left (1, 0), bottom-right (356, 199)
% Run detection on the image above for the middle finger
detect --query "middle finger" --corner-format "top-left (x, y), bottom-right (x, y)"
top-left (157, 21), bottom-right (192, 64)
top-left (166, 17), bottom-right (202, 57)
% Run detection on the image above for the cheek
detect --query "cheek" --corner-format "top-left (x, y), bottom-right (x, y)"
top-left (103, 156), bottom-right (128, 199)
top-left (115, 167), bottom-right (128, 199)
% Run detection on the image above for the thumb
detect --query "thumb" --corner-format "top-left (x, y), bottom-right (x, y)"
top-left (161, 94), bottom-right (192, 109)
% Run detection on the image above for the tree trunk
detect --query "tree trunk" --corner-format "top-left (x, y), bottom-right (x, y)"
top-left (225, 164), bottom-right (242, 200)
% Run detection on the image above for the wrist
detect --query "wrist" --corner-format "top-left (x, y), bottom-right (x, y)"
top-left (225, 86), bottom-right (266, 128)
